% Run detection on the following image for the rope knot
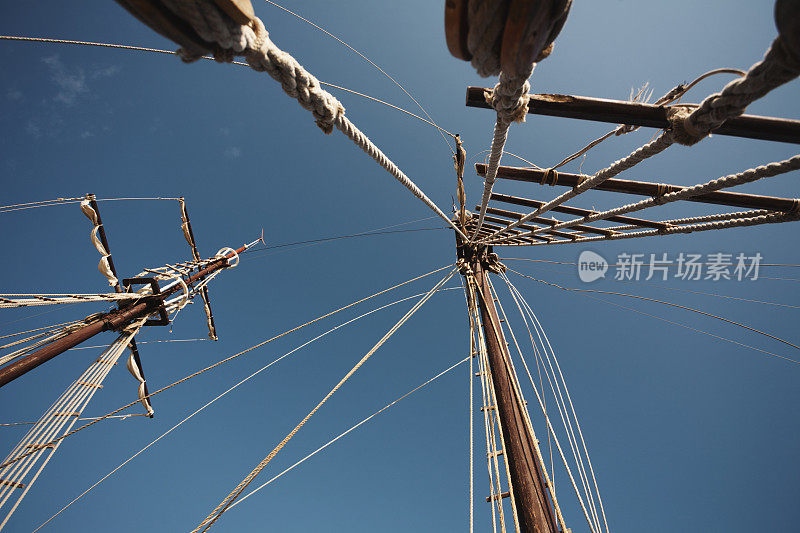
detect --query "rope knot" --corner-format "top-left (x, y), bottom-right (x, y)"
top-left (487, 75), bottom-right (531, 124)
top-left (667, 106), bottom-right (706, 146)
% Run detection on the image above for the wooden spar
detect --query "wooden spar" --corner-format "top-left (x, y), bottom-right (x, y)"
top-left (0, 244), bottom-right (246, 389)
top-left (490, 193), bottom-right (668, 229)
top-left (458, 235), bottom-right (558, 533)
top-left (180, 197), bottom-right (218, 340)
top-left (465, 88), bottom-right (800, 144)
top-left (477, 204), bottom-right (615, 236)
top-left (476, 163), bottom-right (800, 212)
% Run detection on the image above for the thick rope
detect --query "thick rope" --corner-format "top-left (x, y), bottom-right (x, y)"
top-left (158, 1), bottom-right (466, 239)
top-left (607, 209), bottom-right (773, 232)
top-left (261, 0), bottom-right (456, 155)
top-left (492, 154), bottom-right (800, 242)
top-left (471, 70), bottom-right (534, 241)
top-left (673, 38), bottom-right (800, 146)
top-left (463, 0), bottom-right (572, 240)
top-left (545, 69), bottom-right (746, 173)
top-left (0, 36), bottom-right (457, 139)
top-left (192, 267), bottom-right (458, 532)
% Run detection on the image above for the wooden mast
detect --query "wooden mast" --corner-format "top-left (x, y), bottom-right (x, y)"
top-left (0, 242), bottom-right (251, 389)
top-left (460, 238), bottom-right (559, 533)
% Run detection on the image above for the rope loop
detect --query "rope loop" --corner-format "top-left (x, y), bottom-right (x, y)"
top-left (540, 168), bottom-right (559, 186)
top-left (652, 183), bottom-right (670, 204)
top-left (216, 247), bottom-right (240, 268)
top-left (164, 271), bottom-right (190, 311)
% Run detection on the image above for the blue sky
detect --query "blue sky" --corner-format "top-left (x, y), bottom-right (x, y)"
top-left (1, 1), bottom-right (799, 531)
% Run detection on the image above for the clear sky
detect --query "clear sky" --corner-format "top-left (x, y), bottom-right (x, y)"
top-left (1, 1), bottom-right (799, 531)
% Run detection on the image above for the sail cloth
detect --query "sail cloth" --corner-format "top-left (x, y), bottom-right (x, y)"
top-left (126, 352), bottom-right (155, 417)
top-left (81, 199), bottom-right (118, 287)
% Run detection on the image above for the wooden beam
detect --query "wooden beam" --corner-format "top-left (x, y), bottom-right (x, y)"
top-left (466, 88), bottom-right (800, 144)
top-left (480, 216), bottom-right (553, 242)
top-left (478, 205), bottom-right (615, 237)
top-left (476, 164), bottom-right (800, 212)
top-left (491, 193), bottom-right (668, 229)
top-left (478, 216), bottom-right (577, 241)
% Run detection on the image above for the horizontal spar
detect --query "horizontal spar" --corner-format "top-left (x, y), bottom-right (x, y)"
top-left (465, 88), bottom-right (800, 144)
top-left (476, 205), bottom-right (615, 237)
top-left (490, 193), bottom-right (667, 229)
top-left (475, 164), bottom-right (800, 212)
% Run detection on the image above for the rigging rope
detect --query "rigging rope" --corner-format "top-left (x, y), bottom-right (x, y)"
top-left (582, 292), bottom-right (800, 364)
top-left (0, 265), bottom-right (455, 472)
top-left (158, 1), bottom-right (465, 239)
top-left (460, 277), bottom-right (475, 533)
top-left (498, 275), bottom-right (598, 530)
top-left (468, 282), bottom-right (507, 533)
top-left (545, 69), bottom-right (747, 173)
top-left (507, 268), bottom-right (800, 362)
top-left (192, 267), bottom-right (458, 531)
top-left (0, 293), bottom-right (142, 309)
top-left (0, 36), bottom-right (457, 139)
top-left (0, 195), bottom-right (181, 214)
top-left (0, 413), bottom-right (150, 428)
top-left (226, 356), bottom-right (471, 512)
top-left (261, 0), bottom-right (456, 155)
top-left (468, 270), bottom-right (571, 532)
top-left (0, 319), bottom-right (146, 530)
top-left (499, 274), bottom-right (608, 532)
top-left (32, 286), bottom-right (462, 532)
top-left (490, 276), bottom-right (596, 531)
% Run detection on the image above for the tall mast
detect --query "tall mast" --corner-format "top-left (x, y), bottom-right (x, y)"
top-left (460, 239), bottom-right (559, 533)
top-left (0, 239), bottom-right (259, 389)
